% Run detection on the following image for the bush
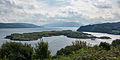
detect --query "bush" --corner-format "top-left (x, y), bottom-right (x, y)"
top-left (72, 41), bottom-right (87, 50)
top-left (34, 40), bottom-right (51, 60)
top-left (112, 39), bottom-right (120, 47)
top-left (99, 42), bottom-right (110, 50)
top-left (0, 42), bottom-right (33, 60)
top-left (57, 41), bottom-right (87, 55)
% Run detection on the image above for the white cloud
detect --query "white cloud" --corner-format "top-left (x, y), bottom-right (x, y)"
top-left (0, 0), bottom-right (120, 25)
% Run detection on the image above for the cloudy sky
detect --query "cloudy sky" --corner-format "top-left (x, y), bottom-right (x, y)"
top-left (0, 0), bottom-right (120, 25)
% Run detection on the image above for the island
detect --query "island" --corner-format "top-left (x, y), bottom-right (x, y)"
top-left (77, 22), bottom-right (120, 35)
top-left (5, 30), bottom-right (97, 41)
top-left (5, 30), bottom-right (111, 41)
top-left (98, 36), bottom-right (111, 39)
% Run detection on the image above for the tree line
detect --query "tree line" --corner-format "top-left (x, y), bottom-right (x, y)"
top-left (0, 39), bottom-right (120, 60)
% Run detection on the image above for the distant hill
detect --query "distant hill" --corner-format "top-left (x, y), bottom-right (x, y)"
top-left (42, 22), bottom-right (83, 27)
top-left (77, 22), bottom-right (120, 35)
top-left (0, 23), bottom-right (41, 28)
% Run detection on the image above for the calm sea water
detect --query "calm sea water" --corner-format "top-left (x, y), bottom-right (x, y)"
top-left (0, 27), bottom-right (120, 55)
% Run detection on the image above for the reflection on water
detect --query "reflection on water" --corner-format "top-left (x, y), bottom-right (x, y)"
top-left (84, 32), bottom-right (120, 44)
top-left (84, 32), bottom-right (120, 40)
top-left (0, 27), bottom-right (119, 55)
top-left (42, 33), bottom-right (120, 55)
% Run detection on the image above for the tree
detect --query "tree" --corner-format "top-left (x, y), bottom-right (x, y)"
top-left (99, 42), bottom-right (110, 50)
top-left (34, 40), bottom-right (50, 60)
top-left (57, 41), bottom-right (87, 55)
top-left (112, 39), bottom-right (120, 47)
top-left (0, 42), bottom-right (33, 60)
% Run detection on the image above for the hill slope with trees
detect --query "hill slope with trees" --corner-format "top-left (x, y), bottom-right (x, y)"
top-left (77, 22), bottom-right (120, 35)
top-left (0, 23), bottom-right (40, 28)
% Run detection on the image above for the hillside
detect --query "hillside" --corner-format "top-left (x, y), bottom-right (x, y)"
top-left (42, 22), bottom-right (83, 27)
top-left (77, 22), bottom-right (120, 35)
top-left (0, 23), bottom-right (40, 28)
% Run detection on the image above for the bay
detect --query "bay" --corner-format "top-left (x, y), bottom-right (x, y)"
top-left (0, 27), bottom-right (119, 55)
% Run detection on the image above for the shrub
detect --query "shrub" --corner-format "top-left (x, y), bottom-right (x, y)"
top-left (34, 40), bottom-right (51, 60)
top-left (112, 39), bottom-right (120, 47)
top-left (99, 42), bottom-right (110, 50)
top-left (0, 42), bottom-right (33, 60)
top-left (57, 41), bottom-right (87, 55)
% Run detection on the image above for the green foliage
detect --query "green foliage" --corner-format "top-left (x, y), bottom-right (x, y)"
top-left (99, 42), bottom-right (110, 50)
top-left (54, 45), bottom-right (120, 60)
top-left (34, 40), bottom-right (51, 60)
top-left (72, 41), bottom-right (87, 50)
top-left (77, 22), bottom-right (120, 35)
top-left (57, 41), bottom-right (87, 55)
top-left (3, 56), bottom-right (9, 60)
top-left (5, 30), bottom-right (96, 41)
top-left (0, 42), bottom-right (33, 60)
top-left (112, 39), bottom-right (120, 47)
top-left (54, 39), bottom-right (120, 60)
top-left (118, 56), bottom-right (120, 60)
top-left (98, 36), bottom-right (111, 39)
top-left (1, 39), bottom-right (120, 60)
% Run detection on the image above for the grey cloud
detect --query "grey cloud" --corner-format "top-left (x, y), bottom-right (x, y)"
top-left (117, 0), bottom-right (120, 7)
top-left (95, 5), bottom-right (112, 8)
top-left (38, 0), bottom-right (70, 6)
top-left (0, 0), bottom-right (22, 9)
top-left (0, 0), bottom-right (120, 25)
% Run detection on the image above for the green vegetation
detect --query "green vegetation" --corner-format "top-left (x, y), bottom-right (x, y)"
top-left (0, 42), bottom-right (33, 60)
top-left (57, 41), bottom-right (87, 55)
top-left (34, 40), bottom-right (50, 60)
top-left (54, 39), bottom-right (120, 60)
top-left (111, 39), bottom-right (120, 47)
top-left (99, 42), bottom-right (110, 50)
top-left (77, 22), bottom-right (120, 35)
top-left (0, 40), bottom-right (51, 60)
top-left (5, 30), bottom-right (97, 41)
top-left (98, 36), bottom-right (111, 39)
top-left (1, 39), bottom-right (120, 60)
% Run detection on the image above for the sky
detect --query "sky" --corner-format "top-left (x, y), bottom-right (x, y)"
top-left (0, 0), bottom-right (120, 25)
